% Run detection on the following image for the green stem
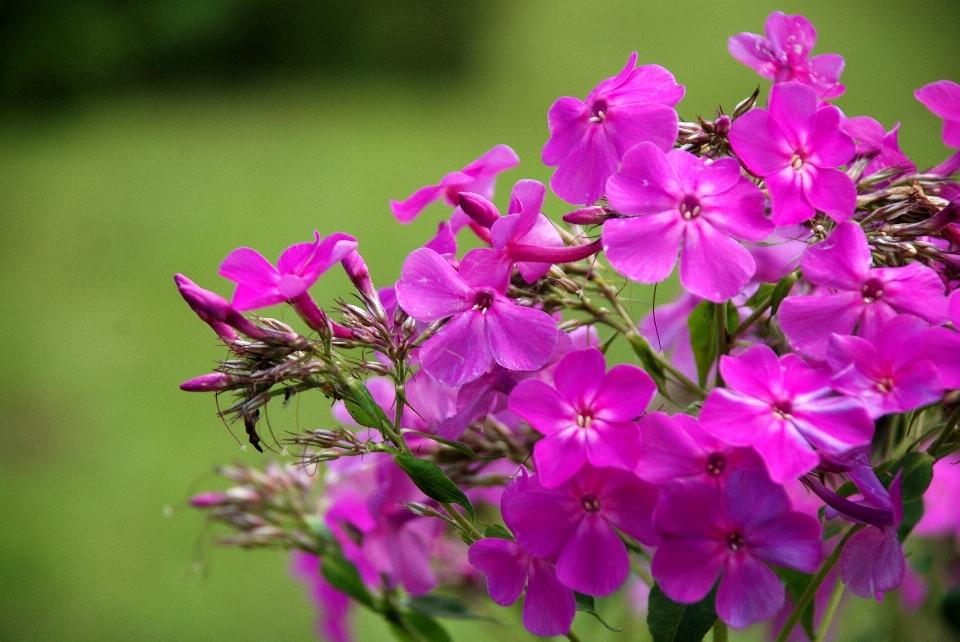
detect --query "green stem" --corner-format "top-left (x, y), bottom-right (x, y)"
top-left (566, 631), bottom-right (583, 642)
top-left (712, 620), bottom-right (729, 642)
top-left (730, 295), bottom-right (772, 341)
top-left (440, 502), bottom-right (482, 541)
top-left (812, 576), bottom-right (845, 642)
top-left (774, 525), bottom-right (864, 642)
top-left (625, 331), bottom-right (707, 399)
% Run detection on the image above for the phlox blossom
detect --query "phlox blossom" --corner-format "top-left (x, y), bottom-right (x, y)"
top-left (508, 347), bottom-right (654, 487)
top-left (728, 11), bottom-right (845, 98)
top-left (699, 344), bottom-right (874, 483)
top-left (730, 82), bottom-right (857, 225)
top-left (651, 469), bottom-right (822, 629)
top-left (915, 80), bottom-right (960, 150)
top-left (542, 51), bottom-right (683, 205)
top-left (604, 142), bottom-right (772, 302)
top-left (389, 145), bottom-right (519, 225)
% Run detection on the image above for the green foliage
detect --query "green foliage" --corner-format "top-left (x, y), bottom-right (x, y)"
top-left (893, 451), bottom-right (934, 502)
top-left (321, 551), bottom-right (378, 611)
top-left (776, 568), bottom-right (816, 639)
top-left (393, 455), bottom-right (476, 522)
top-left (404, 594), bottom-right (493, 621)
top-left (688, 301), bottom-right (719, 388)
top-left (574, 592), bottom-right (622, 632)
top-left (343, 377), bottom-right (394, 433)
top-left (647, 582), bottom-right (718, 642)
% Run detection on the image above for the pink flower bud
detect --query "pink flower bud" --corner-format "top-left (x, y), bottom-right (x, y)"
top-left (180, 372), bottom-right (235, 392)
top-left (562, 206), bottom-right (608, 225)
top-left (714, 114), bottom-right (731, 134)
top-left (189, 492), bottom-right (226, 507)
top-left (458, 192), bottom-right (500, 228)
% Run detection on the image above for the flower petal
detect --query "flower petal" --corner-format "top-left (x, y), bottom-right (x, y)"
top-left (395, 248), bottom-right (472, 322)
top-left (555, 515), bottom-right (630, 596)
top-left (486, 297), bottom-right (558, 372)
top-left (679, 219), bottom-right (755, 302)
top-left (603, 212), bottom-right (683, 283)
top-left (419, 310), bottom-right (493, 386)
top-left (468, 539), bottom-right (528, 607)
top-left (716, 553), bottom-right (785, 629)
top-left (523, 559), bottom-right (577, 637)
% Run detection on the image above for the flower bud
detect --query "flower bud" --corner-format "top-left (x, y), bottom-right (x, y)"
top-left (563, 206), bottom-right (609, 225)
top-left (189, 492), bottom-right (226, 507)
top-left (714, 114), bottom-right (731, 135)
top-left (180, 372), bottom-right (235, 392)
top-left (458, 192), bottom-right (500, 228)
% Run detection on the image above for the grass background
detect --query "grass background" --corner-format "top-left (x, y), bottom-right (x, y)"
top-left (2, 1), bottom-right (959, 640)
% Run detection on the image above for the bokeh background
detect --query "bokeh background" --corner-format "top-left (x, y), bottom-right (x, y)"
top-left (2, 1), bottom-right (959, 640)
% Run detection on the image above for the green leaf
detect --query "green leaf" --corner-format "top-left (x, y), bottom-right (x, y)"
top-left (405, 594), bottom-right (495, 621)
top-left (941, 585), bottom-right (960, 633)
top-left (776, 568), bottom-right (816, 639)
top-left (343, 378), bottom-right (392, 431)
top-left (321, 551), bottom-right (377, 611)
top-left (647, 582), bottom-right (718, 642)
top-left (725, 301), bottom-right (740, 335)
top-left (388, 612), bottom-right (453, 642)
top-left (770, 271), bottom-right (798, 314)
top-left (393, 454), bottom-right (475, 522)
top-left (483, 524), bottom-right (514, 540)
top-left (688, 301), bottom-right (718, 388)
top-left (574, 592), bottom-right (622, 632)
top-left (402, 429), bottom-right (488, 461)
top-left (893, 451), bottom-right (934, 502)
top-left (898, 497), bottom-right (925, 542)
top-left (744, 283), bottom-right (775, 309)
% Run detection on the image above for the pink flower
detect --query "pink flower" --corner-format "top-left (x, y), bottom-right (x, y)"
top-left (508, 347), bottom-right (654, 488)
top-left (843, 116), bottom-right (916, 178)
top-left (635, 412), bottom-right (764, 485)
top-left (652, 469), bottom-right (822, 629)
top-left (394, 247), bottom-right (558, 386)
top-left (389, 145), bottom-right (519, 225)
top-left (604, 142), bottom-right (772, 301)
top-left (827, 314), bottom-right (944, 419)
top-left (915, 80), bottom-right (960, 149)
top-left (219, 231), bottom-right (357, 311)
top-left (779, 222), bottom-right (950, 360)
top-left (730, 82), bottom-right (857, 225)
top-left (913, 453), bottom-right (960, 539)
top-left (699, 344), bottom-right (874, 483)
top-left (728, 12), bottom-right (845, 98)
top-left (542, 52), bottom-right (684, 205)
top-left (506, 465), bottom-right (659, 596)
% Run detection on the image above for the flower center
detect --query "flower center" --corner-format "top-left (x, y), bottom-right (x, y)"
top-left (861, 279), bottom-right (884, 304)
top-left (589, 99), bottom-right (608, 123)
top-left (790, 153), bottom-right (805, 170)
top-left (772, 399), bottom-right (793, 421)
top-left (472, 291), bottom-right (493, 313)
top-left (576, 411), bottom-right (594, 428)
top-left (727, 531), bottom-right (745, 551)
top-left (581, 494), bottom-right (601, 512)
top-left (679, 195), bottom-right (702, 220)
top-left (706, 453), bottom-right (726, 477)
top-left (876, 377), bottom-right (895, 394)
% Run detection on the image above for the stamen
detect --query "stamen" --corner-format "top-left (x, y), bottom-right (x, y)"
top-left (727, 532), bottom-right (745, 551)
top-left (791, 154), bottom-right (804, 170)
top-left (581, 494), bottom-right (601, 512)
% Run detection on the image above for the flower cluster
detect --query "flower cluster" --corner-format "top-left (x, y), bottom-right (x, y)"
top-left (177, 10), bottom-right (960, 642)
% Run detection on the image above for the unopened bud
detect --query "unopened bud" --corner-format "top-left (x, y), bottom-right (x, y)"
top-left (458, 192), bottom-right (500, 228)
top-left (563, 206), bottom-right (609, 225)
top-left (190, 492), bottom-right (226, 507)
top-left (175, 274), bottom-right (240, 340)
top-left (714, 114), bottom-right (731, 135)
top-left (404, 502), bottom-right (442, 517)
top-left (180, 372), bottom-right (236, 392)
top-left (224, 487), bottom-right (260, 503)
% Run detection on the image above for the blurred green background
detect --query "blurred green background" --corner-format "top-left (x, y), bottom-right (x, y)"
top-left (2, 1), bottom-right (959, 640)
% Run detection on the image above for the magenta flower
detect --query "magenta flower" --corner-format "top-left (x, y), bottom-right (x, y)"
top-left (506, 464), bottom-right (659, 596)
top-left (843, 116), bottom-right (916, 178)
top-left (807, 453), bottom-right (905, 600)
top-left (395, 247), bottom-right (558, 386)
top-left (508, 347), bottom-right (654, 488)
top-left (542, 51), bottom-right (684, 205)
top-left (468, 539), bottom-right (575, 637)
top-left (651, 470), bottom-right (822, 629)
top-left (219, 231), bottom-right (357, 311)
top-left (635, 412), bottom-right (764, 486)
top-left (914, 454), bottom-right (960, 539)
top-left (290, 550), bottom-right (354, 642)
top-left (779, 222), bottom-right (950, 360)
top-left (915, 80), bottom-right (960, 149)
top-left (729, 82), bottom-right (857, 225)
top-left (827, 314), bottom-right (944, 419)
top-left (389, 145), bottom-right (519, 224)
top-left (728, 11), bottom-right (845, 98)
top-left (921, 291), bottom-right (960, 390)
top-left (604, 142), bottom-right (772, 301)
top-left (652, 469), bottom-right (822, 629)
top-left (700, 344), bottom-right (874, 483)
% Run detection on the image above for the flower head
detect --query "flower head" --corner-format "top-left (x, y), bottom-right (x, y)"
top-left (652, 469), bottom-right (822, 628)
top-left (730, 82), bottom-right (857, 225)
top-left (728, 11), bottom-right (845, 98)
top-left (390, 145), bottom-right (519, 225)
top-left (604, 142), bottom-right (772, 301)
top-left (542, 52), bottom-right (684, 205)
top-left (915, 80), bottom-right (960, 149)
